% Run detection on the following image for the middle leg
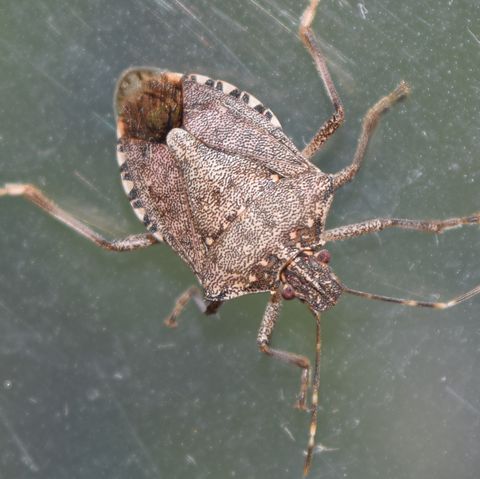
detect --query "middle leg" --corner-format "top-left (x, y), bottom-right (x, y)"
top-left (322, 213), bottom-right (480, 243)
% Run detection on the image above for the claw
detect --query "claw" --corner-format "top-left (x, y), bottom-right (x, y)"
top-left (163, 316), bottom-right (178, 328)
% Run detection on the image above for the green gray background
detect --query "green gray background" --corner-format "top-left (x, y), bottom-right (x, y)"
top-left (1, 1), bottom-right (479, 478)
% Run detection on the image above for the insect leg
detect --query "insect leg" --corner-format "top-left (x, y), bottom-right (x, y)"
top-left (322, 213), bottom-right (480, 242)
top-left (299, 0), bottom-right (345, 159)
top-left (257, 291), bottom-right (311, 410)
top-left (332, 81), bottom-right (410, 190)
top-left (164, 286), bottom-right (222, 328)
top-left (0, 183), bottom-right (158, 251)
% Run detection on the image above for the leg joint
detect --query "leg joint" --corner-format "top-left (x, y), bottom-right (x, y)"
top-left (258, 341), bottom-right (270, 354)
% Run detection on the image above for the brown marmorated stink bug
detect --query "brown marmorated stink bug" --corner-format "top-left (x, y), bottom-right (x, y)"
top-left (1, 0), bottom-right (479, 475)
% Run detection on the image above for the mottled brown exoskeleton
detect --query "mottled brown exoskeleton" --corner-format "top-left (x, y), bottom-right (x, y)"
top-left (1, 0), bottom-right (479, 475)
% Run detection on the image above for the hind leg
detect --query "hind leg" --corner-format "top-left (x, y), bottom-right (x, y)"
top-left (0, 183), bottom-right (158, 251)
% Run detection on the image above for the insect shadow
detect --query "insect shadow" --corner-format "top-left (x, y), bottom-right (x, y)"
top-left (1, 0), bottom-right (478, 475)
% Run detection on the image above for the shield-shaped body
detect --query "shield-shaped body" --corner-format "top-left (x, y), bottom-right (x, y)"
top-left (115, 69), bottom-right (334, 301)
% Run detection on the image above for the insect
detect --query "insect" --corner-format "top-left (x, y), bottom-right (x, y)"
top-left (1, 0), bottom-right (479, 475)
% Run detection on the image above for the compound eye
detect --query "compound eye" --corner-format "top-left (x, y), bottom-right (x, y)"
top-left (316, 249), bottom-right (331, 264)
top-left (281, 283), bottom-right (296, 300)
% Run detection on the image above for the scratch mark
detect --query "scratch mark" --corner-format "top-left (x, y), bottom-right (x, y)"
top-left (249, 0), bottom-right (294, 35)
top-left (367, 1), bottom-right (417, 37)
top-left (467, 27), bottom-right (480, 45)
top-left (173, 0), bottom-right (254, 77)
top-left (210, 6), bottom-right (248, 33)
top-left (0, 299), bottom-right (14, 316)
top-left (281, 424), bottom-right (296, 441)
top-left (0, 37), bottom-right (70, 96)
top-left (152, 0), bottom-right (175, 12)
top-left (174, 0), bottom-right (202, 24)
top-left (0, 406), bottom-right (39, 472)
top-left (144, 4), bottom-right (176, 29)
top-left (92, 111), bottom-right (115, 132)
top-left (358, 3), bottom-right (368, 19)
top-left (264, 0), bottom-right (298, 27)
top-left (312, 443), bottom-right (339, 454)
top-left (73, 170), bottom-right (117, 209)
top-left (33, 64), bottom-right (72, 95)
top-left (46, 17), bottom-right (62, 36)
top-left (414, 14), bottom-right (434, 29)
top-left (65, 5), bottom-right (93, 31)
top-left (445, 385), bottom-right (480, 417)
top-left (94, 364), bottom-right (162, 478)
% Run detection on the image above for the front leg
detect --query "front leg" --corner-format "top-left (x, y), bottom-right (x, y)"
top-left (332, 82), bottom-right (410, 190)
top-left (323, 213), bottom-right (480, 243)
top-left (257, 291), bottom-right (310, 410)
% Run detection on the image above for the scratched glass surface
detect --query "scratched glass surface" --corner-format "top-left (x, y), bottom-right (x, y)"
top-left (1, 1), bottom-right (479, 478)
